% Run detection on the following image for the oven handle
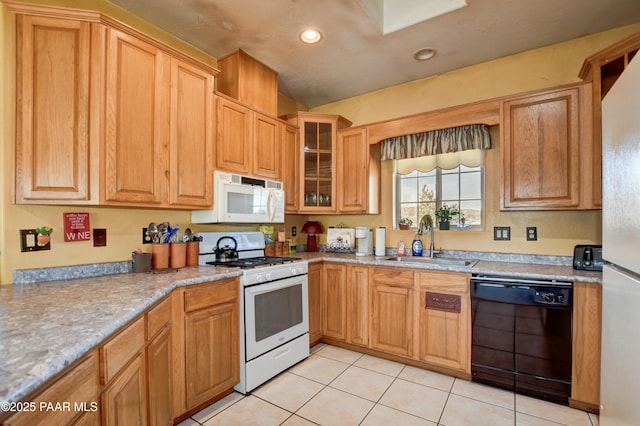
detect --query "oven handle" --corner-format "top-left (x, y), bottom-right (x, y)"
top-left (245, 275), bottom-right (307, 295)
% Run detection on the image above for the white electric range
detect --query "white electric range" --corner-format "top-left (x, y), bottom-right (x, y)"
top-left (198, 231), bottom-right (309, 394)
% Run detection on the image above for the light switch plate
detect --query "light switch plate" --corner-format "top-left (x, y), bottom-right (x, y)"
top-left (493, 226), bottom-right (511, 241)
top-left (20, 229), bottom-right (50, 252)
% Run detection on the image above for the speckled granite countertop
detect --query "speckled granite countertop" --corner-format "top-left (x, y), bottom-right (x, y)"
top-left (1, 251), bottom-right (601, 406)
top-left (293, 251), bottom-right (603, 284)
top-left (0, 266), bottom-right (242, 406)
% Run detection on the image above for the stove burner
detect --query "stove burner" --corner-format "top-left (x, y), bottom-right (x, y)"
top-left (206, 256), bottom-right (301, 269)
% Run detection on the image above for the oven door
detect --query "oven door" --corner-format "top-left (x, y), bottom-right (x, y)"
top-left (244, 274), bottom-right (309, 361)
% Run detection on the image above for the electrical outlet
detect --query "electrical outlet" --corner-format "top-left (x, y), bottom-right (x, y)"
top-left (527, 226), bottom-right (538, 241)
top-left (493, 226), bottom-right (511, 241)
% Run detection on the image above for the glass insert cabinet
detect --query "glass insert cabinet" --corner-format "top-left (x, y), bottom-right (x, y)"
top-left (282, 112), bottom-right (352, 212)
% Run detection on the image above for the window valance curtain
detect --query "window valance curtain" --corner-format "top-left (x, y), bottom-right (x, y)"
top-left (381, 124), bottom-right (492, 161)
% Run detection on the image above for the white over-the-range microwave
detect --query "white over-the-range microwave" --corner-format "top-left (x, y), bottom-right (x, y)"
top-left (191, 171), bottom-right (285, 223)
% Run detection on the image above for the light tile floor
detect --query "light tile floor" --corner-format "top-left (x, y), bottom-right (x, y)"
top-left (178, 344), bottom-right (600, 426)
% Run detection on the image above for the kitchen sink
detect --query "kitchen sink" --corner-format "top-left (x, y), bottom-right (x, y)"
top-left (383, 256), bottom-right (479, 267)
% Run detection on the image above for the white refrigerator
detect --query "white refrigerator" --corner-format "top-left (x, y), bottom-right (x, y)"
top-left (601, 53), bottom-right (640, 425)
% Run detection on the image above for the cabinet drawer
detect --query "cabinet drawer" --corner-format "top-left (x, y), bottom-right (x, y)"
top-left (184, 278), bottom-right (238, 313)
top-left (148, 296), bottom-right (171, 339)
top-left (3, 353), bottom-right (98, 426)
top-left (371, 267), bottom-right (414, 288)
top-left (101, 317), bottom-right (145, 384)
top-left (417, 271), bottom-right (470, 294)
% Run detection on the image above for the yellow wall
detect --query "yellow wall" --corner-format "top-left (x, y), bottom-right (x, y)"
top-left (308, 24), bottom-right (640, 256)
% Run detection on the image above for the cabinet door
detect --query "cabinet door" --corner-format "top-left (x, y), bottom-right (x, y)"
top-left (282, 124), bottom-right (300, 213)
top-left (308, 263), bottom-right (323, 346)
top-left (15, 15), bottom-right (93, 203)
top-left (184, 301), bottom-right (239, 410)
top-left (370, 284), bottom-right (413, 357)
top-left (300, 117), bottom-right (337, 213)
top-left (216, 96), bottom-right (252, 174)
top-left (168, 58), bottom-right (214, 208)
top-left (322, 263), bottom-right (347, 340)
top-left (337, 128), bottom-right (369, 213)
top-left (101, 353), bottom-right (148, 426)
top-left (346, 265), bottom-right (369, 346)
top-left (417, 271), bottom-right (470, 373)
top-left (501, 86), bottom-right (581, 210)
top-left (253, 113), bottom-right (280, 179)
top-left (147, 328), bottom-right (173, 426)
top-left (571, 282), bottom-right (601, 409)
top-left (104, 28), bottom-right (169, 205)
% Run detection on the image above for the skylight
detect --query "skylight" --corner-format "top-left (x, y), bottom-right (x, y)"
top-left (358, 0), bottom-right (468, 35)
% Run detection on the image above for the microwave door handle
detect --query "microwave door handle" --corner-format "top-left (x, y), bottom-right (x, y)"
top-left (266, 190), bottom-right (275, 221)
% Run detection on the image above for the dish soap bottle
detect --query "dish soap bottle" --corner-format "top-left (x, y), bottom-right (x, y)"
top-left (397, 238), bottom-right (406, 256)
top-left (412, 232), bottom-right (423, 257)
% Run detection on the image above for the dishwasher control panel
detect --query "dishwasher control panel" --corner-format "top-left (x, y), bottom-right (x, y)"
top-left (534, 291), bottom-right (566, 305)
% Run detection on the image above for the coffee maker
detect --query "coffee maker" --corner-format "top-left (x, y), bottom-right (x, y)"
top-left (355, 227), bottom-right (373, 256)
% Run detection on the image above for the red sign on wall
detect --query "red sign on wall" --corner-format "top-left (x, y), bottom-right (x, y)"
top-left (63, 212), bottom-right (91, 242)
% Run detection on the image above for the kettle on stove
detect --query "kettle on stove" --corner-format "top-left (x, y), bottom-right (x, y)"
top-left (215, 236), bottom-right (239, 262)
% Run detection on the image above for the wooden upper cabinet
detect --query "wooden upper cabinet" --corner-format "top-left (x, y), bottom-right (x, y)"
top-left (14, 15), bottom-right (94, 203)
top-left (501, 84), bottom-right (594, 210)
top-left (253, 113), bottom-right (281, 179)
top-left (10, 4), bottom-right (218, 209)
top-left (579, 32), bottom-right (640, 207)
top-left (282, 123), bottom-right (300, 213)
top-left (216, 96), bottom-right (252, 174)
top-left (215, 94), bottom-right (283, 180)
top-left (337, 127), bottom-right (380, 214)
top-left (281, 112), bottom-right (352, 213)
top-left (169, 59), bottom-right (214, 208)
top-left (216, 49), bottom-right (278, 116)
top-left (104, 27), bottom-right (170, 205)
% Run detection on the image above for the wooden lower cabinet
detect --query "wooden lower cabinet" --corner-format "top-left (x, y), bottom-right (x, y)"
top-left (370, 267), bottom-right (414, 357)
top-left (173, 278), bottom-right (240, 415)
top-left (347, 265), bottom-right (369, 346)
top-left (416, 271), bottom-right (471, 374)
top-left (322, 263), bottom-right (347, 340)
top-left (321, 263), bottom-right (369, 346)
top-left (147, 328), bottom-right (173, 426)
top-left (308, 263), bottom-right (323, 346)
top-left (570, 282), bottom-right (601, 411)
top-left (101, 353), bottom-right (148, 426)
top-left (1, 353), bottom-right (99, 426)
top-left (184, 303), bottom-right (238, 408)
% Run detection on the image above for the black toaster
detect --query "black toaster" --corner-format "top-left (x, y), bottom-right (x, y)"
top-left (573, 244), bottom-right (603, 271)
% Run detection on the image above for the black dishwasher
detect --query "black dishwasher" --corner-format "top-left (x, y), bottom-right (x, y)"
top-left (471, 274), bottom-right (573, 405)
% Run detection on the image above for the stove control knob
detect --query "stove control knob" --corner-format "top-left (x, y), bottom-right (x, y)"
top-left (291, 267), bottom-right (299, 275)
top-left (255, 274), bottom-right (265, 283)
top-left (265, 273), bottom-right (272, 281)
top-left (544, 293), bottom-right (555, 303)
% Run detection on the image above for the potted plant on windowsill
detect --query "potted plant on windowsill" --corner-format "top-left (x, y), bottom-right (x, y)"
top-left (398, 218), bottom-right (413, 230)
top-left (435, 204), bottom-right (459, 230)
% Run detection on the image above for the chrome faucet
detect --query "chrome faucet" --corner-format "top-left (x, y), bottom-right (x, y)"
top-left (418, 214), bottom-right (436, 258)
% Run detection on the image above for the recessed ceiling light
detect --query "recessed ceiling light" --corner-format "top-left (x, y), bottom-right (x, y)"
top-left (299, 29), bottom-right (323, 44)
top-left (413, 47), bottom-right (437, 61)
